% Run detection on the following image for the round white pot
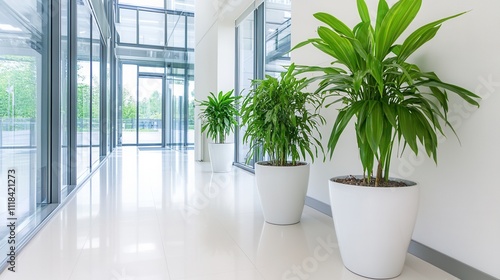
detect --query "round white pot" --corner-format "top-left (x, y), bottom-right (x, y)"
top-left (329, 176), bottom-right (419, 279)
top-left (255, 162), bottom-right (310, 225)
top-left (208, 143), bottom-right (234, 173)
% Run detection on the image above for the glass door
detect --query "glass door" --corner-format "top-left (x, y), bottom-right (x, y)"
top-left (138, 76), bottom-right (163, 145)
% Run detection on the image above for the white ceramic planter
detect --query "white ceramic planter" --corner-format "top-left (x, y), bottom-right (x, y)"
top-left (255, 162), bottom-right (310, 225)
top-left (329, 176), bottom-right (419, 279)
top-left (208, 143), bottom-right (234, 173)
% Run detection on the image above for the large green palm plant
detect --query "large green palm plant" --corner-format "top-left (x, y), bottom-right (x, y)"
top-left (295, 0), bottom-right (480, 186)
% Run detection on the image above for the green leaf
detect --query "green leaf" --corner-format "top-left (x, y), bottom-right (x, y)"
top-left (367, 54), bottom-right (384, 94)
top-left (314, 12), bottom-right (354, 37)
top-left (357, 0), bottom-right (371, 23)
top-left (398, 25), bottom-right (440, 62)
top-left (399, 12), bottom-right (467, 61)
top-left (365, 102), bottom-right (384, 154)
top-left (416, 80), bottom-right (480, 107)
top-left (375, 0), bottom-right (422, 60)
top-left (354, 22), bottom-right (373, 53)
top-left (382, 103), bottom-right (397, 128)
top-left (317, 27), bottom-right (358, 70)
top-left (375, 0), bottom-right (389, 31)
top-left (328, 102), bottom-right (364, 157)
top-left (397, 106), bottom-right (418, 154)
top-left (357, 131), bottom-right (375, 178)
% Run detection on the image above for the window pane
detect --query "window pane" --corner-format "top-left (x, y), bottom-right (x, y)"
top-left (235, 12), bottom-right (255, 166)
top-left (138, 77), bottom-right (162, 144)
top-left (92, 19), bottom-right (101, 168)
top-left (2, 0), bottom-right (43, 32)
top-left (265, 0), bottom-right (291, 76)
top-left (61, 0), bottom-right (69, 186)
top-left (167, 14), bottom-right (185, 48)
top-left (121, 64), bottom-right (138, 145)
top-left (167, 0), bottom-right (194, 13)
top-left (0, 0), bottom-right (49, 260)
top-left (188, 78), bottom-right (194, 144)
top-left (187, 15), bottom-right (194, 49)
top-left (168, 77), bottom-right (185, 145)
top-left (119, 8), bottom-right (137, 44)
top-left (77, 4), bottom-right (92, 181)
top-left (139, 11), bottom-right (165, 46)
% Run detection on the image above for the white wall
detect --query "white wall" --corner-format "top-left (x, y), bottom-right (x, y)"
top-left (291, 0), bottom-right (500, 278)
top-left (194, 0), bottom-right (256, 161)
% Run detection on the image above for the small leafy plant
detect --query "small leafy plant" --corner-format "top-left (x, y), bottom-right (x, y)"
top-left (240, 63), bottom-right (325, 166)
top-left (197, 90), bottom-right (240, 143)
top-left (294, 0), bottom-right (480, 186)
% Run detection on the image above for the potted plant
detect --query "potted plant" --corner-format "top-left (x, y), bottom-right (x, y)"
top-left (240, 63), bottom-right (325, 225)
top-left (197, 89), bottom-right (240, 172)
top-left (294, 0), bottom-right (480, 278)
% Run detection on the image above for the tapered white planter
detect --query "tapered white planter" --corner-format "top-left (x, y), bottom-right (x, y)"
top-left (208, 143), bottom-right (234, 172)
top-left (255, 162), bottom-right (310, 225)
top-left (329, 176), bottom-right (419, 279)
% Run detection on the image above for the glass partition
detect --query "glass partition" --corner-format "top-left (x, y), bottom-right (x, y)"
top-left (265, 0), bottom-right (291, 76)
top-left (118, 8), bottom-right (137, 44)
top-left (0, 0), bottom-right (114, 269)
top-left (121, 64), bottom-right (138, 145)
top-left (167, 14), bottom-right (186, 48)
top-left (92, 18), bottom-right (101, 168)
top-left (139, 10), bottom-right (165, 46)
top-left (235, 10), bottom-right (255, 167)
top-left (0, 0), bottom-right (50, 264)
top-left (61, 0), bottom-right (69, 187)
top-left (77, 3), bottom-right (92, 180)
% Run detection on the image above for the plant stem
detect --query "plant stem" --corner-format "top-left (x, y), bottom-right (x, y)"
top-left (376, 161), bottom-right (383, 187)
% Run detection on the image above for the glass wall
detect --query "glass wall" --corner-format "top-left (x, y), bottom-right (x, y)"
top-left (116, 1), bottom-right (195, 148)
top-left (118, 8), bottom-right (136, 44)
top-left (120, 64), bottom-right (138, 145)
top-left (92, 19), bottom-right (101, 168)
top-left (77, 3), bottom-right (92, 180)
top-left (235, 0), bottom-right (291, 169)
top-left (61, 0), bottom-right (70, 187)
top-left (0, 0), bottom-right (49, 264)
top-left (265, 0), bottom-right (291, 76)
top-left (77, 2), bottom-right (105, 183)
top-left (0, 0), bottom-right (115, 267)
top-left (139, 11), bottom-right (165, 46)
top-left (235, 10), bottom-right (255, 167)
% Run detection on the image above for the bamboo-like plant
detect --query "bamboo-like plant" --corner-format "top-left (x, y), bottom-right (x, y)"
top-left (240, 63), bottom-right (325, 166)
top-left (197, 90), bottom-right (240, 143)
top-left (294, 0), bottom-right (480, 186)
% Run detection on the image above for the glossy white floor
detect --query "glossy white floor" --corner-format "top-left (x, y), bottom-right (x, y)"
top-left (0, 147), bottom-right (458, 280)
